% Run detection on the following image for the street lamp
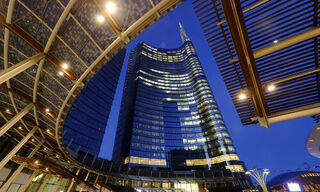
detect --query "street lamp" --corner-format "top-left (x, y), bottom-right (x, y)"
top-left (245, 168), bottom-right (270, 192)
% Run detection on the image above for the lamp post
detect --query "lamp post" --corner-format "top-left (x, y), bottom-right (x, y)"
top-left (245, 168), bottom-right (270, 192)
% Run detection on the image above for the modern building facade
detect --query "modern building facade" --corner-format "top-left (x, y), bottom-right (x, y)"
top-left (268, 171), bottom-right (320, 192)
top-left (113, 24), bottom-right (244, 173)
top-left (63, 49), bottom-right (126, 157)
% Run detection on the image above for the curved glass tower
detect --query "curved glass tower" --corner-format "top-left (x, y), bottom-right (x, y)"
top-left (113, 24), bottom-right (243, 172)
top-left (63, 49), bottom-right (126, 157)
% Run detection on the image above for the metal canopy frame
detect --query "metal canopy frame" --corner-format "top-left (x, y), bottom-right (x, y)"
top-left (193, 0), bottom-right (320, 128)
top-left (0, 0), bottom-right (182, 190)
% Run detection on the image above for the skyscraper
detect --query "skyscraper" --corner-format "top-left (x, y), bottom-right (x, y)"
top-left (113, 24), bottom-right (244, 172)
top-left (63, 49), bottom-right (126, 158)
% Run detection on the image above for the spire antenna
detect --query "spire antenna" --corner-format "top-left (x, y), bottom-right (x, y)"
top-left (179, 22), bottom-right (190, 43)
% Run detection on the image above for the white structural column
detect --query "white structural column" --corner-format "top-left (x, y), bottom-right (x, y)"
top-left (53, 178), bottom-right (64, 192)
top-left (0, 126), bottom-right (38, 170)
top-left (79, 171), bottom-right (90, 192)
top-left (0, 139), bottom-right (44, 191)
top-left (0, 53), bottom-right (44, 84)
top-left (38, 174), bottom-right (51, 192)
top-left (66, 168), bottom-right (80, 192)
top-left (0, 103), bottom-right (34, 137)
top-left (19, 170), bottom-right (40, 192)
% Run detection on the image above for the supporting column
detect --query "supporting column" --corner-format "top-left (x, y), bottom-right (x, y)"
top-left (0, 103), bottom-right (34, 137)
top-left (0, 53), bottom-right (44, 84)
top-left (0, 139), bottom-right (44, 191)
top-left (19, 170), bottom-right (40, 192)
top-left (0, 126), bottom-right (38, 170)
top-left (79, 171), bottom-right (90, 192)
top-left (38, 174), bottom-right (51, 192)
top-left (66, 168), bottom-right (80, 192)
top-left (53, 178), bottom-right (63, 192)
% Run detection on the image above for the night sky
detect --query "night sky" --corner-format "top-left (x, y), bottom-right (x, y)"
top-left (99, 0), bottom-right (319, 180)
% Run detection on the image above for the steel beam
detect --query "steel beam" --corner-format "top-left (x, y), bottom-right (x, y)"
top-left (230, 26), bottom-right (320, 62)
top-left (221, 0), bottom-right (270, 127)
top-left (217, 0), bottom-right (269, 26)
top-left (0, 53), bottom-right (44, 84)
top-left (0, 139), bottom-right (44, 191)
top-left (0, 126), bottom-right (38, 170)
top-left (252, 103), bottom-right (320, 124)
top-left (0, 103), bottom-right (34, 137)
top-left (0, 13), bottom-right (77, 81)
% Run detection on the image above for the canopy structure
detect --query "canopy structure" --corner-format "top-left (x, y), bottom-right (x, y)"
top-left (0, 0), bottom-right (183, 190)
top-left (193, 0), bottom-right (320, 128)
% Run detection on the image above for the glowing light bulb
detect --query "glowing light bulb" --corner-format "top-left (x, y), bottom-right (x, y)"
top-left (61, 63), bottom-right (69, 69)
top-left (238, 93), bottom-right (247, 100)
top-left (106, 2), bottom-right (116, 13)
top-left (97, 15), bottom-right (105, 23)
top-left (267, 84), bottom-right (276, 92)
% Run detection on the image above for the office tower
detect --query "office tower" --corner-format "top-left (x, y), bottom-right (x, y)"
top-left (113, 24), bottom-right (243, 172)
top-left (63, 49), bottom-right (126, 157)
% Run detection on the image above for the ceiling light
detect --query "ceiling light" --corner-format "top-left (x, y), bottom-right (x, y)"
top-left (97, 15), bottom-right (105, 23)
top-left (273, 39), bottom-right (278, 43)
top-left (45, 108), bottom-right (50, 112)
top-left (267, 84), bottom-right (276, 92)
top-left (58, 71), bottom-right (64, 76)
top-left (47, 129), bottom-right (50, 132)
top-left (35, 160), bottom-right (39, 165)
top-left (45, 167), bottom-right (49, 171)
top-left (238, 93), bottom-right (247, 100)
top-left (5, 109), bottom-right (10, 112)
top-left (18, 126), bottom-right (22, 130)
top-left (106, 2), bottom-right (116, 13)
top-left (61, 63), bottom-right (69, 69)
top-left (32, 139), bottom-right (35, 142)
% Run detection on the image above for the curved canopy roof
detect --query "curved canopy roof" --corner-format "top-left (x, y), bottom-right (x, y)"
top-left (193, 0), bottom-right (320, 128)
top-left (0, 0), bottom-right (182, 180)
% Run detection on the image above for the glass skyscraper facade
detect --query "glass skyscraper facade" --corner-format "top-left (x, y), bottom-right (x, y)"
top-left (63, 49), bottom-right (126, 157)
top-left (113, 24), bottom-right (244, 172)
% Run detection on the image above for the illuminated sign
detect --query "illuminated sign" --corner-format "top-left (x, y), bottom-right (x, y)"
top-left (287, 183), bottom-right (301, 192)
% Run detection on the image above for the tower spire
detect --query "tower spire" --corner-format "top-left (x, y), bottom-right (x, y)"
top-left (179, 22), bottom-right (190, 43)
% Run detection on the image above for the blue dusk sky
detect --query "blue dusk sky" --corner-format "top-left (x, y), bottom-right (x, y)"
top-left (99, 0), bottom-right (319, 180)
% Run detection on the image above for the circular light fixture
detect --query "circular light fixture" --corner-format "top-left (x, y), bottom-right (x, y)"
top-left (58, 71), bottom-right (64, 76)
top-left (35, 160), bottom-right (39, 165)
top-left (273, 39), bottom-right (278, 43)
top-left (45, 167), bottom-right (49, 171)
top-left (18, 126), bottom-right (22, 130)
top-left (106, 2), bottom-right (116, 13)
top-left (5, 109), bottom-right (10, 112)
top-left (47, 129), bottom-right (50, 132)
top-left (97, 15), bottom-right (105, 23)
top-left (238, 93), bottom-right (247, 100)
top-left (32, 138), bottom-right (35, 142)
top-left (267, 84), bottom-right (276, 92)
top-left (61, 63), bottom-right (69, 69)
top-left (45, 108), bottom-right (50, 112)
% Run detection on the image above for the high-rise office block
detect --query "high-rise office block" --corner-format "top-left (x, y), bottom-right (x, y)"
top-left (63, 49), bottom-right (126, 157)
top-left (113, 24), bottom-right (244, 172)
